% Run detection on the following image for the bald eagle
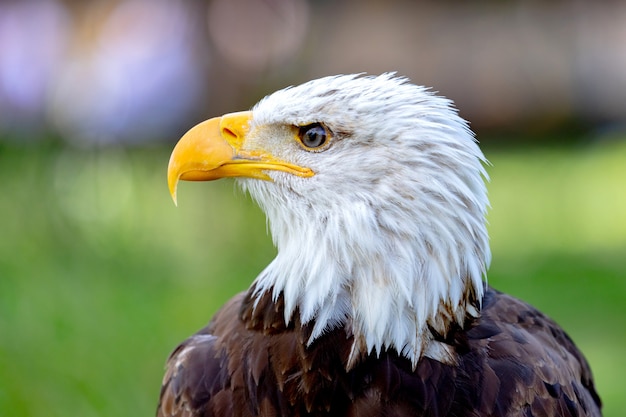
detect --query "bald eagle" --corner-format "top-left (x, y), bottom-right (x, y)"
top-left (159, 74), bottom-right (601, 416)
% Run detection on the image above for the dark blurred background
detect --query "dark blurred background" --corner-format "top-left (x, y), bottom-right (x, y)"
top-left (1, 0), bottom-right (624, 416)
top-left (2, 0), bottom-right (626, 143)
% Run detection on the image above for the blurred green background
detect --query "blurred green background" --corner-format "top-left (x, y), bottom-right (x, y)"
top-left (2, 140), bottom-right (625, 417)
top-left (1, 1), bottom-right (625, 416)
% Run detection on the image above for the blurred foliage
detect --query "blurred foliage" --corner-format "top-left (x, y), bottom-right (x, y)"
top-left (0, 139), bottom-right (625, 417)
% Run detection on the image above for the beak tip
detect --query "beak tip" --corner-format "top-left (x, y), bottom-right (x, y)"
top-left (168, 172), bottom-right (180, 207)
top-left (169, 183), bottom-right (179, 207)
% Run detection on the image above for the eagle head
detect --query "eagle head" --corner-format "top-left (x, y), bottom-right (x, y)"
top-left (168, 73), bottom-right (491, 367)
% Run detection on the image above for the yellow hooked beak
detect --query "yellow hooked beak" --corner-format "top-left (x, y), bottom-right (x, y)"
top-left (167, 111), bottom-right (314, 204)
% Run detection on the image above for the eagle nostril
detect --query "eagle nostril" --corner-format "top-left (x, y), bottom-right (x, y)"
top-left (222, 127), bottom-right (237, 140)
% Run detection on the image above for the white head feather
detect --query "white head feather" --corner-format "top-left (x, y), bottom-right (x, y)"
top-left (239, 73), bottom-right (491, 367)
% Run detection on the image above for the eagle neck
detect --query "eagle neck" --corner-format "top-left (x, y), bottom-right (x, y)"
top-left (248, 198), bottom-right (487, 368)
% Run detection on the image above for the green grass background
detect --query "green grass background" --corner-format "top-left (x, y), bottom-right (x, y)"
top-left (1, 139), bottom-right (624, 417)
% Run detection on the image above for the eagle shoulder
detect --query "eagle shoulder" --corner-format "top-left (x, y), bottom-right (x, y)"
top-left (157, 290), bottom-right (352, 417)
top-left (462, 288), bottom-right (602, 416)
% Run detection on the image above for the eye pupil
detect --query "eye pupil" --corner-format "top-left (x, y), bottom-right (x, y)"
top-left (299, 123), bottom-right (328, 149)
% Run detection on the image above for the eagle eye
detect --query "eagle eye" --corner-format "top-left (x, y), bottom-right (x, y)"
top-left (297, 123), bottom-right (330, 151)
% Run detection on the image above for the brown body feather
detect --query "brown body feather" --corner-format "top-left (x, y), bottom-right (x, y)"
top-left (157, 287), bottom-right (601, 417)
